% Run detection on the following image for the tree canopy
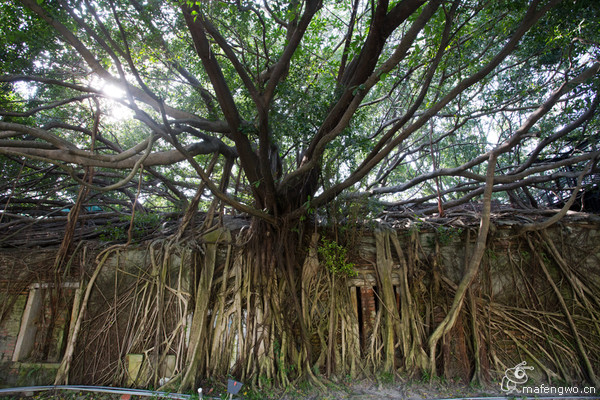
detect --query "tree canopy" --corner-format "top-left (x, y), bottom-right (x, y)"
top-left (1, 0), bottom-right (599, 228)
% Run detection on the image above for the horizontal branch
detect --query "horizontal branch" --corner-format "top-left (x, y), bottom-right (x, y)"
top-left (366, 150), bottom-right (600, 197)
top-left (0, 140), bottom-right (230, 169)
top-left (0, 94), bottom-right (97, 117)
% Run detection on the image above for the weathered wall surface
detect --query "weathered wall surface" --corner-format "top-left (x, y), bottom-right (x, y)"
top-left (0, 220), bottom-right (599, 388)
top-left (0, 249), bottom-right (78, 385)
top-left (0, 295), bottom-right (26, 362)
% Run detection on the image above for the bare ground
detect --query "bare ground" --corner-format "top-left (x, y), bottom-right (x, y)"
top-left (275, 378), bottom-right (503, 400)
top-left (0, 379), bottom-right (506, 400)
top-left (2, 379), bottom-right (596, 400)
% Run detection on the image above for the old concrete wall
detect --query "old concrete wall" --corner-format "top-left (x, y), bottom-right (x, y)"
top-left (0, 295), bottom-right (27, 362)
top-left (0, 249), bottom-right (80, 386)
top-left (0, 219), bottom-right (599, 386)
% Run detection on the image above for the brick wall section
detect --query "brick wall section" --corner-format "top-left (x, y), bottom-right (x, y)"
top-left (359, 286), bottom-right (376, 352)
top-left (0, 295), bottom-right (27, 362)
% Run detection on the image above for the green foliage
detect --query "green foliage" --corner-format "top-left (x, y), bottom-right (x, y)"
top-left (435, 226), bottom-right (463, 246)
top-left (485, 248), bottom-right (498, 262)
top-left (97, 212), bottom-right (161, 243)
top-left (377, 371), bottom-right (395, 385)
top-left (239, 387), bottom-right (263, 400)
top-left (425, 226), bottom-right (463, 248)
top-left (1, 0), bottom-right (599, 224)
top-left (317, 237), bottom-right (357, 278)
top-left (15, 363), bottom-right (57, 386)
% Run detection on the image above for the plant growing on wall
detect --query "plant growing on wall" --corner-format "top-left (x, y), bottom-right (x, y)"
top-left (317, 238), bottom-right (357, 278)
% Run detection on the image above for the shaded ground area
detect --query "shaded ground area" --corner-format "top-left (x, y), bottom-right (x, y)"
top-left (277, 379), bottom-right (504, 400)
top-left (0, 380), bottom-right (523, 400)
top-left (1, 379), bottom-right (598, 399)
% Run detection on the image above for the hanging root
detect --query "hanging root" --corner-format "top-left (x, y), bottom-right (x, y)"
top-left (55, 244), bottom-right (120, 384)
top-left (427, 154), bottom-right (496, 377)
top-left (526, 233), bottom-right (598, 386)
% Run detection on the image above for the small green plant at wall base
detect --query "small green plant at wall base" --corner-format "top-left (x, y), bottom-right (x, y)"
top-left (317, 238), bottom-right (358, 277)
top-left (485, 248), bottom-right (498, 261)
top-left (378, 371), bottom-right (395, 385)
